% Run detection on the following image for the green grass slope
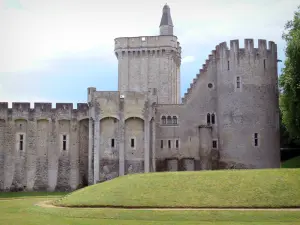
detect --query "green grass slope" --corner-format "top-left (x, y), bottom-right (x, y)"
top-left (282, 156), bottom-right (300, 168)
top-left (55, 169), bottom-right (300, 208)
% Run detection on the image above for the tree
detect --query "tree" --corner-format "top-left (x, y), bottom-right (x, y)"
top-left (279, 5), bottom-right (300, 141)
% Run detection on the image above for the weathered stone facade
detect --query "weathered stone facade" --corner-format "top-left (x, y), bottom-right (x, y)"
top-left (0, 4), bottom-right (280, 191)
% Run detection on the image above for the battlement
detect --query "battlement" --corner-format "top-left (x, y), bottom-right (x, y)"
top-left (12, 102), bottom-right (31, 111)
top-left (34, 103), bottom-right (52, 111)
top-left (0, 102), bottom-right (90, 120)
top-left (114, 35), bottom-right (180, 52)
top-left (215, 39), bottom-right (277, 58)
top-left (92, 91), bottom-right (148, 102)
top-left (181, 39), bottom-right (277, 104)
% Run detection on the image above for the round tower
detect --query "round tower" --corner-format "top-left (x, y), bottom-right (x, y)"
top-left (216, 39), bottom-right (280, 169)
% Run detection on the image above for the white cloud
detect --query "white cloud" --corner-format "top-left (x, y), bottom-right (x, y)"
top-left (0, 0), bottom-right (299, 103)
top-left (182, 56), bottom-right (195, 64)
top-left (0, 0), bottom-right (297, 73)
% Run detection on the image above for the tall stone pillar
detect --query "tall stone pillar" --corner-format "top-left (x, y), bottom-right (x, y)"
top-left (93, 119), bottom-right (100, 184)
top-left (88, 118), bottom-right (94, 185)
top-left (151, 118), bottom-right (156, 172)
top-left (144, 118), bottom-right (150, 173)
top-left (119, 98), bottom-right (125, 176)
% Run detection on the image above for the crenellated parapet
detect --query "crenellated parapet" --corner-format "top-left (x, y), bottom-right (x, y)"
top-left (0, 102), bottom-right (89, 121)
top-left (181, 39), bottom-right (277, 104)
top-left (114, 35), bottom-right (179, 51)
top-left (114, 35), bottom-right (181, 66)
top-left (215, 39), bottom-right (277, 59)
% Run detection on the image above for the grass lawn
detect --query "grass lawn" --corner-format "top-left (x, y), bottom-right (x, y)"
top-left (282, 156), bottom-right (300, 168)
top-left (1, 194), bottom-right (300, 224)
top-left (56, 169), bottom-right (300, 208)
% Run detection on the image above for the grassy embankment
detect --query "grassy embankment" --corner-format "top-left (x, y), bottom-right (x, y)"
top-left (56, 169), bottom-right (300, 208)
top-left (0, 169), bottom-right (300, 224)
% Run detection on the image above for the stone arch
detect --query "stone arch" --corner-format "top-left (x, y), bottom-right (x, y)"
top-left (100, 116), bottom-right (119, 123)
top-left (78, 116), bottom-right (89, 121)
top-left (56, 119), bottom-right (71, 191)
top-left (14, 118), bottom-right (28, 131)
top-left (33, 119), bottom-right (49, 191)
top-left (11, 119), bottom-right (27, 191)
top-left (124, 117), bottom-right (144, 174)
top-left (124, 115), bottom-right (144, 121)
top-left (99, 117), bottom-right (119, 182)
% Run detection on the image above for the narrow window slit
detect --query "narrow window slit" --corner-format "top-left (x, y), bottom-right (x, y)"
top-left (236, 77), bottom-right (240, 88)
top-left (111, 138), bottom-right (115, 148)
top-left (131, 138), bottom-right (135, 148)
top-left (207, 113), bottom-right (211, 124)
top-left (211, 113), bottom-right (215, 124)
top-left (63, 135), bottom-right (67, 150)
top-left (19, 134), bottom-right (24, 151)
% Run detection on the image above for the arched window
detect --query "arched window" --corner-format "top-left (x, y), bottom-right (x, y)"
top-left (172, 116), bottom-right (178, 125)
top-left (167, 116), bottom-right (172, 124)
top-left (211, 113), bottom-right (215, 124)
top-left (161, 116), bottom-right (166, 125)
top-left (207, 113), bottom-right (211, 124)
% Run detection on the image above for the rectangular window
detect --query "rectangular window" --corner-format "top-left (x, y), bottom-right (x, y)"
top-left (175, 140), bottom-right (179, 148)
top-left (161, 140), bottom-right (163, 149)
top-left (264, 59), bottom-right (266, 69)
top-left (19, 134), bottom-right (24, 151)
top-left (236, 77), bottom-right (240, 88)
top-left (111, 138), bottom-right (115, 148)
top-left (131, 138), bottom-right (135, 148)
top-left (228, 61), bottom-right (230, 70)
top-left (212, 140), bottom-right (218, 149)
top-left (254, 133), bottom-right (258, 147)
top-left (168, 140), bottom-right (171, 148)
top-left (63, 135), bottom-right (67, 151)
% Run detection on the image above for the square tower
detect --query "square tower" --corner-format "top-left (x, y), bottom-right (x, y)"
top-left (114, 5), bottom-right (181, 104)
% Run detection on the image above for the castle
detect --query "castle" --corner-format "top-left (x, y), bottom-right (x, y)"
top-left (0, 4), bottom-right (280, 191)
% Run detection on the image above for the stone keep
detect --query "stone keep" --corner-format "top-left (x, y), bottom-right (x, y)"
top-left (0, 4), bottom-right (280, 192)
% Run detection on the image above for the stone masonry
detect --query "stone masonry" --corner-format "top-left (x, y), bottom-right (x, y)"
top-left (0, 4), bottom-right (280, 191)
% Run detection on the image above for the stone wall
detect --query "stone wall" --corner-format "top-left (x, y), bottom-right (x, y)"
top-left (0, 37), bottom-right (281, 192)
top-left (124, 117), bottom-right (144, 174)
top-left (0, 102), bottom-right (90, 191)
top-left (99, 117), bottom-right (119, 182)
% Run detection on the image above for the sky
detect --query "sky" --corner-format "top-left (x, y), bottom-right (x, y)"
top-left (0, 0), bottom-right (299, 107)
